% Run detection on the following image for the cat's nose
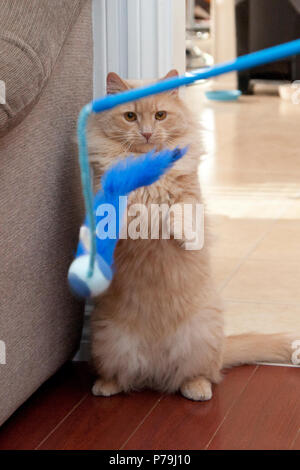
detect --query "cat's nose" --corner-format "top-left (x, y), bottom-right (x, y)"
top-left (142, 132), bottom-right (152, 142)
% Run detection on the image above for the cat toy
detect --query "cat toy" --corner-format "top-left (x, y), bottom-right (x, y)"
top-left (68, 147), bottom-right (187, 298)
top-left (68, 38), bottom-right (300, 299)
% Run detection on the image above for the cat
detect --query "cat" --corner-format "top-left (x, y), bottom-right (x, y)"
top-left (87, 70), bottom-right (295, 401)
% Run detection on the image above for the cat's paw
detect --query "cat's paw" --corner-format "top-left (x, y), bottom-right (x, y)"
top-left (180, 376), bottom-right (212, 401)
top-left (92, 378), bottom-right (122, 397)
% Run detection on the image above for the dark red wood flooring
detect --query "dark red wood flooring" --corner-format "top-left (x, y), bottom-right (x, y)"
top-left (0, 362), bottom-right (298, 450)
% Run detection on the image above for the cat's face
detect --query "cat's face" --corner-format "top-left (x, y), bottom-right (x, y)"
top-left (101, 71), bottom-right (191, 153)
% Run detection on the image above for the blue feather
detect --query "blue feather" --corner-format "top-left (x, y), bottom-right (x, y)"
top-left (91, 147), bottom-right (187, 268)
top-left (101, 147), bottom-right (187, 197)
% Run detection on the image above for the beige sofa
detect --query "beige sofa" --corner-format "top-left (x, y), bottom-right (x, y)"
top-left (0, 0), bottom-right (92, 425)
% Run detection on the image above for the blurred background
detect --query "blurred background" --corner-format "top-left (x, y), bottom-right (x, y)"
top-left (187, 0), bottom-right (300, 93)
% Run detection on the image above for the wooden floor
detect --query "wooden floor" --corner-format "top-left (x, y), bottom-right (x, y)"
top-left (0, 362), bottom-right (299, 450)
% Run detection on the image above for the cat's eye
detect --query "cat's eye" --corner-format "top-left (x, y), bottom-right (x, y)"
top-left (124, 111), bottom-right (137, 122)
top-left (155, 111), bottom-right (167, 121)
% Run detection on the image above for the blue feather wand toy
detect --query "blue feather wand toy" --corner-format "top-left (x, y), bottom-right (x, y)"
top-left (68, 38), bottom-right (300, 299)
top-left (68, 147), bottom-right (187, 298)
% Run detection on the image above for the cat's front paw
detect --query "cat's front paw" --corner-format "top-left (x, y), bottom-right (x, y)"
top-left (180, 376), bottom-right (212, 401)
top-left (92, 378), bottom-right (122, 397)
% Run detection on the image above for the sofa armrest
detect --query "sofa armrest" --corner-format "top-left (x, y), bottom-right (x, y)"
top-left (0, 0), bottom-right (86, 136)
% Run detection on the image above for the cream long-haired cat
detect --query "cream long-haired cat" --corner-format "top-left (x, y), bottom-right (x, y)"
top-left (87, 70), bottom-right (295, 401)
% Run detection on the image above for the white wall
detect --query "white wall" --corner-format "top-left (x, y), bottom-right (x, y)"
top-left (92, 0), bottom-right (186, 97)
top-left (211, 0), bottom-right (236, 64)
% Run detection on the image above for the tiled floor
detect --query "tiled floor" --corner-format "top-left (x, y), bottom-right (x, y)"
top-left (0, 82), bottom-right (299, 449)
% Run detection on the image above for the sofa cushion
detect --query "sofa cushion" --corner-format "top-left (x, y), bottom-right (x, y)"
top-left (0, 0), bottom-right (86, 136)
top-left (0, 0), bottom-right (92, 427)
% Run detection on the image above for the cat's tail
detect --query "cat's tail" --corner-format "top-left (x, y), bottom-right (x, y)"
top-left (222, 333), bottom-right (298, 368)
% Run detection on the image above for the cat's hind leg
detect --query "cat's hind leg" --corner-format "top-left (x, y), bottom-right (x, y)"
top-left (180, 376), bottom-right (212, 401)
top-left (92, 377), bottom-right (123, 397)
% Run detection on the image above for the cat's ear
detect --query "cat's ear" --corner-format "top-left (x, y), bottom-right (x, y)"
top-left (162, 69), bottom-right (179, 80)
top-left (106, 72), bottom-right (129, 94)
top-left (160, 69), bottom-right (179, 96)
